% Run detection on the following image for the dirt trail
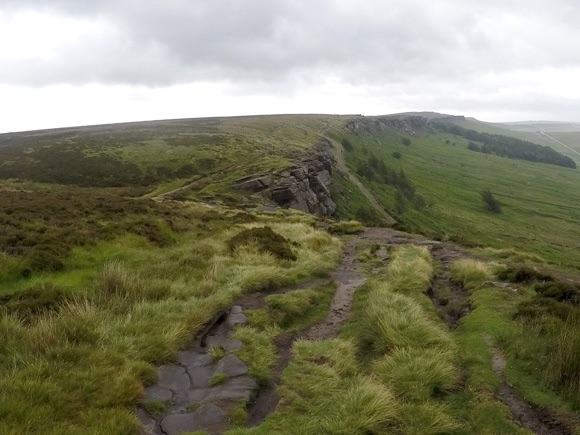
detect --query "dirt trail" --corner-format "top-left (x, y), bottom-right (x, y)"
top-left (152, 152), bottom-right (268, 201)
top-left (300, 238), bottom-right (365, 340)
top-left (489, 344), bottom-right (572, 435)
top-left (360, 228), bottom-right (574, 434)
top-left (246, 237), bottom-right (365, 425)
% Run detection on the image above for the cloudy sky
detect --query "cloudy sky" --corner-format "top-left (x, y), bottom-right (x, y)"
top-left (1, 0), bottom-right (579, 133)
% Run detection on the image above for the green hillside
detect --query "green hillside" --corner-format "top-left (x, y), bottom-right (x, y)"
top-left (0, 114), bottom-right (579, 434)
top-left (448, 117), bottom-right (580, 163)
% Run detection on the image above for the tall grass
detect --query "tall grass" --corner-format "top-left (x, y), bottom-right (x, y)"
top-left (546, 314), bottom-right (580, 405)
top-left (0, 203), bottom-right (342, 433)
top-left (450, 259), bottom-right (494, 289)
top-left (372, 347), bottom-right (457, 401)
top-left (352, 244), bottom-right (460, 433)
top-left (229, 339), bottom-right (400, 435)
top-left (363, 291), bottom-right (454, 354)
top-left (359, 245), bottom-right (452, 355)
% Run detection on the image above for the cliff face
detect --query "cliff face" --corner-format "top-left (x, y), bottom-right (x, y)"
top-left (346, 114), bottom-right (465, 136)
top-left (233, 138), bottom-right (337, 216)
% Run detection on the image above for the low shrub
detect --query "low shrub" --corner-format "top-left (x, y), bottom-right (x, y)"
top-left (497, 265), bottom-right (553, 283)
top-left (535, 281), bottom-right (580, 304)
top-left (0, 283), bottom-right (68, 322)
top-left (227, 226), bottom-right (296, 261)
top-left (514, 297), bottom-right (576, 321)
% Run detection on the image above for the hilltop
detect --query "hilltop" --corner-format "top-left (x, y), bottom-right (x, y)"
top-left (0, 113), bottom-right (579, 434)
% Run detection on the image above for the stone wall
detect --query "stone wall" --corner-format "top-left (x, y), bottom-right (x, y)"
top-left (233, 138), bottom-right (337, 216)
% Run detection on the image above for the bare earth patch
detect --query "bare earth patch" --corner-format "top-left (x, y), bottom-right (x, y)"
top-left (489, 345), bottom-right (572, 435)
top-left (247, 238), bottom-right (364, 425)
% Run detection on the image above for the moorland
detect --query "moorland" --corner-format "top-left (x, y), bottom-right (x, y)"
top-left (0, 113), bottom-right (579, 434)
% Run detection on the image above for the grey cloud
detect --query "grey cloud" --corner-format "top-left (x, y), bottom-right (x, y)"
top-left (2, 0), bottom-right (580, 91)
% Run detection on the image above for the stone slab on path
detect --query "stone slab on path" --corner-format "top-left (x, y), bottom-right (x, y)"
top-left (216, 354), bottom-right (248, 378)
top-left (139, 306), bottom-right (260, 434)
top-left (157, 364), bottom-right (190, 392)
top-left (160, 403), bottom-right (227, 435)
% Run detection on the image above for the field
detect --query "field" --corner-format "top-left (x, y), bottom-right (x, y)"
top-left (0, 113), bottom-right (579, 433)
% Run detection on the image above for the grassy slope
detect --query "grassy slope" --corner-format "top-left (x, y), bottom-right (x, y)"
top-left (451, 118), bottom-right (580, 163)
top-left (0, 201), bottom-right (342, 434)
top-left (0, 115), bottom-right (348, 199)
top-left (332, 121), bottom-right (580, 272)
top-left (2, 113), bottom-right (580, 433)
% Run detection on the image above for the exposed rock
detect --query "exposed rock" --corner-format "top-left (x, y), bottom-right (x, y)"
top-left (224, 338), bottom-right (243, 352)
top-left (144, 386), bottom-right (173, 402)
top-left (227, 313), bottom-right (248, 327)
top-left (346, 114), bottom-right (465, 136)
top-left (160, 403), bottom-right (226, 435)
top-left (188, 364), bottom-right (214, 388)
top-left (177, 352), bottom-right (213, 369)
top-left (157, 365), bottom-right (190, 392)
top-left (135, 408), bottom-right (156, 435)
top-left (230, 306), bottom-right (243, 315)
top-left (138, 306), bottom-right (261, 435)
top-left (215, 354), bottom-right (248, 378)
top-left (233, 138), bottom-right (337, 216)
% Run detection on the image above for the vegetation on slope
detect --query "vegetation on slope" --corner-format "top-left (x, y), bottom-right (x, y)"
top-left (0, 200), bottom-right (342, 434)
top-left (231, 245), bottom-right (460, 434)
top-left (451, 259), bottom-right (580, 425)
top-left (434, 121), bottom-right (577, 168)
top-left (332, 118), bottom-right (580, 271)
top-left (0, 115), bottom-right (347, 198)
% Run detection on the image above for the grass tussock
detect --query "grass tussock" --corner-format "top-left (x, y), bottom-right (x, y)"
top-left (372, 347), bottom-right (458, 401)
top-left (363, 291), bottom-right (454, 354)
top-left (230, 339), bottom-right (400, 435)
top-left (0, 200), bottom-right (343, 433)
top-left (329, 219), bottom-right (365, 234)
top-left (233, 325), bottom-right (279, 386)
top-left (547, 315), bottom-right (580, 403)
top-left (399, 402), bottom-right (461, 434)
top-left (450, 259), bottom-right (494, 289)
top-left (265, 283), bottom-right (336, 331)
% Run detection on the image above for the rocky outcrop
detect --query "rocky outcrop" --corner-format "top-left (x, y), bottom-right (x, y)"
top-left (346, 114), bottom-right (466, 136)
top-left (233, 138), bottom-right (337, 216)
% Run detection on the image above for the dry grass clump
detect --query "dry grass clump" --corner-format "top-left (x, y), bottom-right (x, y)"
top-left (450, 259), bottom-right (494, 288)
top-left (372, 347), bottom-right (458, 401)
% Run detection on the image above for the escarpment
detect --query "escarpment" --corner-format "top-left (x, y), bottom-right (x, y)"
top-left (233, 138), bottom-right (336, 216)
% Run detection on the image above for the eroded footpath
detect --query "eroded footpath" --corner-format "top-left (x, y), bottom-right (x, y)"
top-left (138, 227), bottom-right (575, 434)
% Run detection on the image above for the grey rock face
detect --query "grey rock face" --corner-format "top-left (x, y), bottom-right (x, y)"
top-left (232, 137), bottom-right (337, 216)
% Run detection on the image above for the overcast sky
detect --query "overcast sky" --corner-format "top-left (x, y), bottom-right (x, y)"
top-left (1, 0), bottom-right (579, 133)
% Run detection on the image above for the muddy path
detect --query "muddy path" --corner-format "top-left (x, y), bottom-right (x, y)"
top-left (489, 345), bottom-right (572, 435)
top-left (246, 237), bottom-right (365, 426)
top-left (361, 228), bottom-right (574, 434)
top-left (300, 238), bottom-right (365, 340)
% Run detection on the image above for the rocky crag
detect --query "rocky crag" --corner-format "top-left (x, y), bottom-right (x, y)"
top-left (233, 138), bottom-right (337, 216)
top-left (346, 114), bottom-right (465, 136)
